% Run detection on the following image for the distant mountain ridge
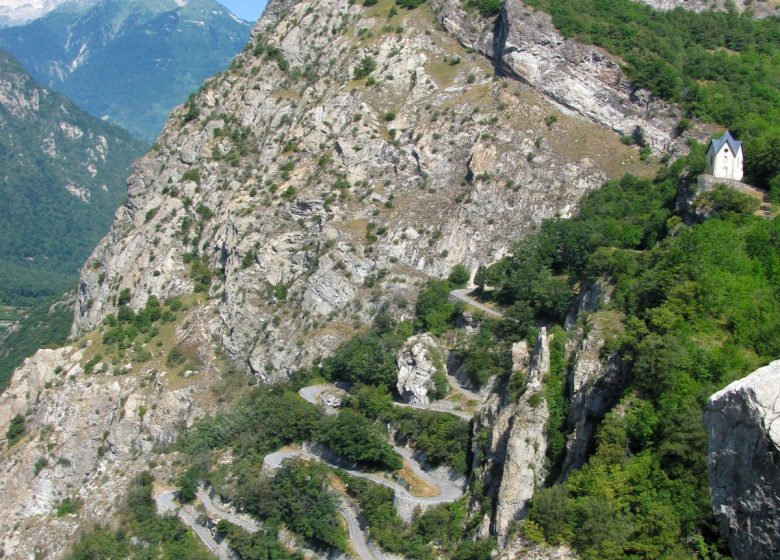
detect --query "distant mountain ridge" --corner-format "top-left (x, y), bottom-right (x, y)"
top-left (0, 0), bottom-right (251, 140)
top-left (0, 0), bottom-right (95, 28)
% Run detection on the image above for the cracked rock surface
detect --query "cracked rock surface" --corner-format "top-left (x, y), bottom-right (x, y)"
top-left (705, 359), bottom-right (780, 560)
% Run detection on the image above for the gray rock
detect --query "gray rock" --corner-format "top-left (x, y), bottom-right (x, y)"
top-left (494, 328), bottom-right (550, 541)
top-left (430, 0), bottom-right (710, 155)
top-left (635, 0), bottom-right (779, 18)
top-left (705, 359), bottom-right (780, 560)
top-left (397, 334), bottom-right (444, 406)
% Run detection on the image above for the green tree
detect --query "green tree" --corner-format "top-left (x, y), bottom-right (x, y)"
top-left (447, 264), bottom-right (470, 287)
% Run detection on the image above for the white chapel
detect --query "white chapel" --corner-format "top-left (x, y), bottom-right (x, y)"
top-left (705, 131), bottom-right (743, 182)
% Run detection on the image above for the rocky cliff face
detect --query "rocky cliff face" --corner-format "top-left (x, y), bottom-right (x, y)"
top-left (635, 0), bottom-right (780, 17)
top-left (71, 0), bottom-right (656, 381)
top-left (0, 301), bottom-right (224, 558)
top-left (705, 359), bottom-right (780, 560)
top-left (557, 283), bottom-right (627, 481)
top-left (430, 0), bottom-right (709, 155)
top-left (2, 0), bottom-right (696, 556)
top-left (493, 329), bottom-right (550, 542)
top-left (396, 333), bottom-right (445, 405)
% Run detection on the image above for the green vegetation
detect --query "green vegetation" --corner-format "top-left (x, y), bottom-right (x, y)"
top-left (64, 472), bottom-right (211, 560)
top-left (57, 497), bottom-right (83, 517)
top-left (544, 326), bottom-right (569, 470)
top-left (6, 413), bottom-right (25, 447)
top-left (455, 327), bottom-right (509, 387)
top-left (245, 460), bottom-right (348, 551)
top-left (321, 322), bottom-right (411, 390)
top-left (319, 409), bottom-right (403, 470)
top-left (0, 294), bottom-right (72, 390)
top-left (524, 0), bottom-right (780, 191)
top-left (396, 0), bottom-right (427, 8)
top-left (388, 408), bottom-right (470, 474)
top-left (415, 280), bottom-right (462, 335)
top-left (216, 521), bottom-right (302, 560)
top-left (354, 56), bottom-right (377, 80)
top-left (472, 147), bottom-right (780, 556)
top-left (447, 264), bottom-right (470, 287)
top-left (464, 0), bottom-right (502, 18)
top-left (0, 53), bottom-right (144, 310)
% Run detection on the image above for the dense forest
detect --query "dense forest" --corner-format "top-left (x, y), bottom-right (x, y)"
top-left (524, 0), bottom-right (780, 193)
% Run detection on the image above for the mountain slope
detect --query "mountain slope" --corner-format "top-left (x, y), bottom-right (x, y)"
top-left (0, 51), bottom-right (145, 307)
top-left (0, 51), bottom-right (144, 389)
top-left (0, 0), bottom-right (251, 140)
top-left (2, 0), bottom-right (770, 559)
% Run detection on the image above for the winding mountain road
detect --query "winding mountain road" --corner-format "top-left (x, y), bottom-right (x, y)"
top-left (156, 376), bottom-right (476, 560)
top-left (156, 489), bottom-right (233, 560)
top-left (157, 485), bottom-right (378, 560)
top-left (449, 288), bottom-right (503, 319)
top-left (262, 444), bottom-right (464, 507)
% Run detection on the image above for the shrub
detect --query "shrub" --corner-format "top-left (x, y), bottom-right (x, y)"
top-left (397, 0), bottom-right (426, 8)
top-left (318, 409), bottom-right (403, 471)
top-left (321, 326), bottom-right (406, 390)
top-left (177, 467), bottom-right (199, 503)
top-left (181, 168), bottom-right (201, 184)
top-left (167, 345), bottom-right (185, 367)
top-left (6, 414), bottom-right (25, 447)
top-left (57, 497), bottom-right (83, 517)
top-left (465, 0), bottom-right (502, 18)
top-left (354, 56), bottom-right (377, 80)
top-left (415, 280), bottom-right (458, 335)
top-left (696, 185), bottom-right (760, 215)
top-left (448, 264), bottom-right (470, 287)
top-left (182, 96), bottom-right (199, 123)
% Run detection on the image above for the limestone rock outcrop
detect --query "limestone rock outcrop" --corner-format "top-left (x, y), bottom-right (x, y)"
top-left (397, 333), bottom-right (444, 405)
top-left (705, 359), bottom-right (780, 560)
top-left (430, 0), bottom-right (710, 155)
top-left (635, 0), bottom-right (779, 18)
top-left (557, 283), bottom-right (628, 480)
top-left (0, 308), bottom-right (224, 558)
top-left (494, 328), bottom-right (551, 542)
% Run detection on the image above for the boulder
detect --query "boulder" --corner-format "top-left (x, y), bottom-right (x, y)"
top-left (396, 334), bottom-right (445, 406)
top-left (705, 359), bottom-right (780, 560)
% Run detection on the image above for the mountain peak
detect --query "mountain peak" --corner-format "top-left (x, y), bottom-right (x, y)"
top-left (0, 0), bottom-right (251, 139)
top-left (0, 0), bottom-right (95, 27)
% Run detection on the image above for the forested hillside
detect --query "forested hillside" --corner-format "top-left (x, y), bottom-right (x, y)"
top-left (0, 51), bottom-right (144, 387)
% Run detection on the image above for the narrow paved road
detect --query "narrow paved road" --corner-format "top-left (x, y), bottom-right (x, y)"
top-left (157, 486), bottom-right (376, 560)
top-left (339, 499), bottom-right (379, 560)
top-left (197, 489), bottom-right (259, 533)
top-left (300, 383), bottom-right (475, 420)
top-left (263, 445), bottom-right (464, 507)
top-left (446, 373), bottom-right (481, 403)
top-left (449, 288), bottom-right (503, 319)
top-left (156, 490), bottom-right (232, 560)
